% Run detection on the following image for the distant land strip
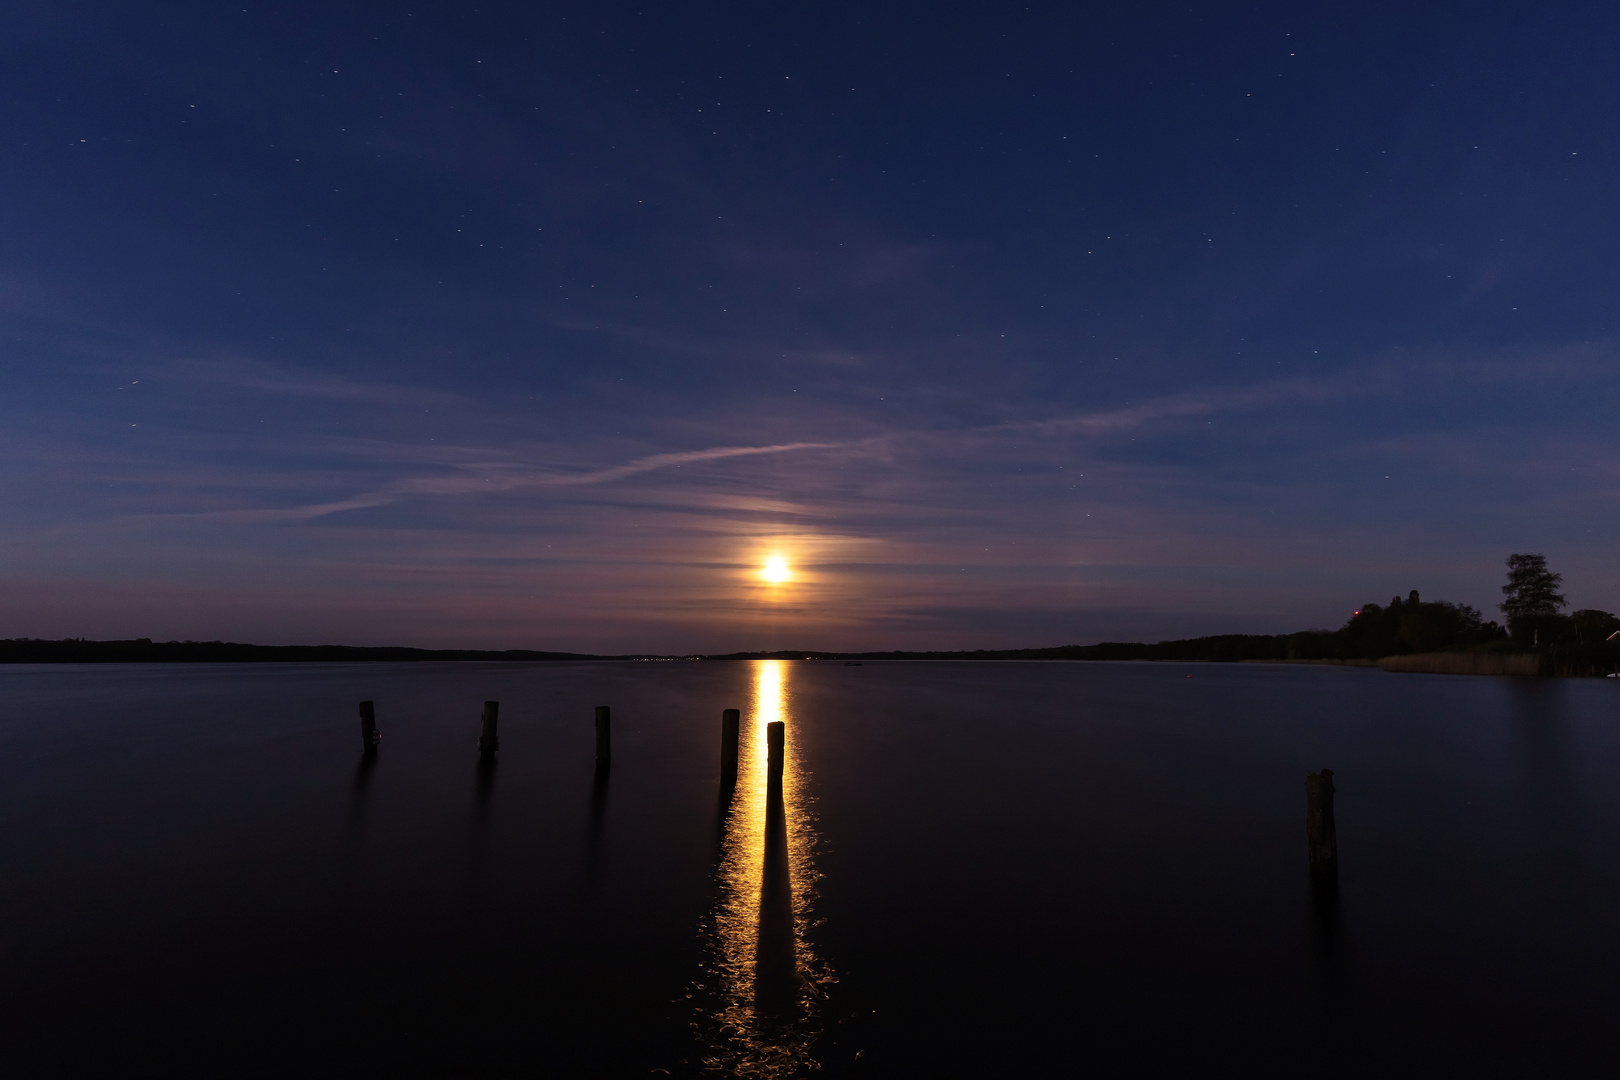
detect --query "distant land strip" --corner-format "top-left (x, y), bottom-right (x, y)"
top-left (3, 630), bottom-right (1614, 672)
top-left (0, 639), bottom-right (617, 663)
top-left (705, 635), bottom-right (1315, 662)
top-left (24, 589), bottom-right (1610, 667)
top-left (0, 633), bottom-right (1432, 664)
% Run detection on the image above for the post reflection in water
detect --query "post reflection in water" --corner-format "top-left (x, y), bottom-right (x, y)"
top-left (350, 751), bottom-right (377, 823)
top-left (697, 660), bottom-right (832, 1078)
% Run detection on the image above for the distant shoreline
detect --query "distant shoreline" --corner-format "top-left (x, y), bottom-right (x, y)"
top-left (0, 634), bottom-right (1332, 664)
top-left (0, 639), bottom-right (616, 664)
top-left (0, 636), bottom-right (1593, 674)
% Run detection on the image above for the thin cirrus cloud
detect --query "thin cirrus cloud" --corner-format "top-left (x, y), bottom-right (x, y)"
top-left (163, 356), bottom-right (472, 407)
top-left (159, 372), bottom-right (1354, 526)
top-left (169, 439), bottom-right (859, 524)
top-left (99, 346), bottom-right (1605, 543)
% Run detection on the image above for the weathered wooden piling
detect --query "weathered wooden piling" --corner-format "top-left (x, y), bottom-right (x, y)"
top-left (595, 705), bottom-right (612, 765)
top-left (1306, 769), bottom-right (1338, 887)
top-left (478, 700), bottom-right (500, 755)
top-left (756, 721), bottom-right (796, 1015)
top-left (358, 700), bottom-right (379, 752)
top-left (720, 708), bottom-right (740, 775)
top-left (766, 720), bottom-right (785, 787)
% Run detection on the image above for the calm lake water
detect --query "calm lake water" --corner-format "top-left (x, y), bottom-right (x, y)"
top-left (3, 660), bottom-right (1619, 1077)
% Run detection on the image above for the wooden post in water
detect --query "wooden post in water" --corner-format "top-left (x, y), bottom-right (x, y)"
top-left (721, 709), bottom-right (740, 776)
top-left (1306, 769), bottom-right (1338, 888)
top-left (478, 701), bottom-right (500, 755)
top-left (358, 700), bottom-right (379, 752)
top-left (766, 720), bottom-right (785, 789)
top-left (595, 705), bottom-right (612, 765)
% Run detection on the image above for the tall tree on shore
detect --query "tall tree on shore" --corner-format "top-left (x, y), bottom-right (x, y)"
top-left (1500, 553), bottom-right (1567, 648)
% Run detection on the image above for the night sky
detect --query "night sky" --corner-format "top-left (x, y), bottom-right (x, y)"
top-left (3, 2), bottom-right (1617, 651)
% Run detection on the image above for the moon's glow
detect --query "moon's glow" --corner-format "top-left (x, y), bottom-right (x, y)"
top-left (762, 555), bottom-right (791, 583)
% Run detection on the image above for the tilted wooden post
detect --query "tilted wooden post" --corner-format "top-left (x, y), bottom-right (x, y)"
top-left (1306, 769), bottom-right (1338, 887)
top-left (766, 720), bottom-right (784, 790)
top-left (595, 705), bottom-right (612, 765)
top-left (721, 708), bottom-right (740, 776)
top-left (358, 700), bottom-right (379, 752)
top-left (478, 700), bottom-right (499, 755)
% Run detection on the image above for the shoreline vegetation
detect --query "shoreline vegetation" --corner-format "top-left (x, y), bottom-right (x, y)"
top-left (5, 557), bottom-right (1616, 676)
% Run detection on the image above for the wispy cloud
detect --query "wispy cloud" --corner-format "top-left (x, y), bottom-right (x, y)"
top-left (160, 439), bottom-right (861, 522)
top-left (989, 371), bottom-right (1366, 439)
top-left (159, 373), bottom-right (1336, 524)
top-left (536, 440), bottom-right (853, 485)
top-left (194, 493), bottom-right (401, 524)
top-left (163, 356), bottom-right (469, 407)
top-left (128, 349), bottom-right (1599, 530)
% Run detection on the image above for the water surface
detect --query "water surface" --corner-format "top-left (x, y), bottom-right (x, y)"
top-left (2, 660), bottom-right (1618, 1076)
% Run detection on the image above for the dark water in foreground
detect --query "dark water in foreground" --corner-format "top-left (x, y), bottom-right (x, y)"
top-left (3, 660), bottom-right (1620, 1077)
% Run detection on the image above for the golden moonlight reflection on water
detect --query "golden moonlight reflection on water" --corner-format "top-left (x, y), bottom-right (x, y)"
top-left (695, 660), bottom-right (831, 1078)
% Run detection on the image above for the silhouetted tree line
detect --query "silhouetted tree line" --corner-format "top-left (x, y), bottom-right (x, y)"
top-left (1491, 552), bottom-right (1620, 674)
top-left (1333, 590), bottom-right (1505, 658)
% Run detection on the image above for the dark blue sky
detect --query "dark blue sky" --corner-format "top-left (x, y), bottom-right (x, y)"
top-left (3, 1), bottom-right (1617, 650)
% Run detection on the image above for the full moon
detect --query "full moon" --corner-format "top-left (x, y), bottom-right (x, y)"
top-left (762, 555), bottom-right (791, 583)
